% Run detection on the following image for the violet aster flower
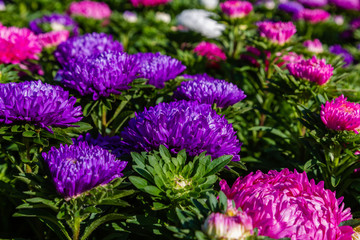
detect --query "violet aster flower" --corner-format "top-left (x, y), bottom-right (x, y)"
top-left (58, 51), bottom-right (139, 100)
top-left (120, 100), bottom-right (242, 161)
top-left (0, 25), bottom-right (42, 64)
top-left (257, 21), bottom-right (296, 45)
top-left (220, 169), bottom-right (353, 240)
top-left (220, 1), bottom-right (253, 18)
top-left (42, 142), bottom-right (127, 199)
top-left (278, 1), bottom-right (304, 14)
top-left (68, 0), bottom-right (111, 19)
top-left (193, 42), bottom-right (227, 62)
top-left (330, 0), bottom-right (359, 10)
top-left (134, 52), bottom-right (186, 88)
top-left (29, 13), bottom-right (79, 36)
top-left (303, 39), bottom-right (323, 53)
top-left (287, 56), bottom-right (333, 85)
top-left (130, 0), bottom-right (171, 7)
top-left (0, 81), bottom-right (83, 131)
top-left (54, 32), bottom-right (123, 67)
top-left (321, 95), bottom-right (360, 134)
top-left (350, 18), bottom-right (360, 30)
top-left (38, 30), bottom-right (70, 48)
top-left (173, 74), bottom-right (246, 108)
top-left (329, 45), bottom-right (353, 67)
top-left (298, 0), bottom-right (327, 7)
top-left (294, 9), bottom-right (330, 23)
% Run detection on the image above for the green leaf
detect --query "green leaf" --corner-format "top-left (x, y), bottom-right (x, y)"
top-left (159, 145), bottom-right (172, 162)
top-left (205, 155), bottom-right (233, 177)
top-left (143, 186), bottom-right (162, 197)
top-left (22, 131), bottom-right (36, 137)
top-left (129, 176), bottom-right (149, 190)
top-left (340, 218), bottom-right (360, 227)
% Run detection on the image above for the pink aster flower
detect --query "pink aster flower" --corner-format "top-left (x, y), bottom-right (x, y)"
top-left (194, 41), bottom-right (227, 62)
top-left (321, 95), bottom-right (360, 134)
top-left (68, 1), bottom-right (111, 20)
top-left (294, 9), bottom-right (330, 23)
top-left (38, 30), bottom-right (70, 48)
top-left (287, 56), bottom-right (333, 85)
top-left (303, 39), bottom-right (323, 53)
top-left (0, 25), bottom-right (42, 64)
top-left (130, 0), bottom-right (171, 7)
top-left (220, 1), bottom-right (253, 18)
top-left (257, 21), bottom-right (296, 45)
top-left (220, 169), bottom-right (353, 240)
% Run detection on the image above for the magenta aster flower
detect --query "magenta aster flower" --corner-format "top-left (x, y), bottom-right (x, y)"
top-left (130, 0), bottom-right (171, 7)
top-left (330, 0), bottom-right (359, 10)
top-left (0, 25), bottom-right (42, 64)
top-left (303, 39), bottom-right (323, 53)
top-left (294, 9), bottom-right (330, 23)
top-left (320, 95), bottom-right (360, 134)
top-left (220, 1), bottom-right (253, 18)
top-left (0, 81), bottom-right (83, 131)
top-left (287, 56), bottom-right (333, 85)
top-left (38, 30), bottom-right (70, 48)
top-left (194, 42), bottom-right (227, 62)
top-left (220, 169), bottom-right (353, 240)
top-left (173, 73), bottom-right (246, 108)
top-left (42, 142), bottom-right (127, 199)
top-left (120, 100), bottom-right (242, 161)
top-left (298, 0), bottom-right (327, 7)
top-left (256, 21), bottom-right (296, 45)
top-left (68, 0), bottom-right (111, 19)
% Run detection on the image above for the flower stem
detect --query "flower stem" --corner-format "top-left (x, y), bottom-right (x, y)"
top-left (72, 217), bottom-right (82, 240)
top-left (101, 104), bottom-right (107, 135)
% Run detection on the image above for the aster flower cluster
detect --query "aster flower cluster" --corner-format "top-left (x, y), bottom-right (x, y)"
top-left (120, 100), bottom-right (242, 161)
top-left (220, 1), bottom-right (253, 19)
top-left (321, 95), bottom-right (360, 134)
top-left (220, 169), bottom-right (353, 240)
top-left (54, 32), bottom-right (124, 66)
top-left (0, 25), bottom-right (42, 64)
top-left (29, 13), bottom-right (79, 36)
top-left (173, 74), bottom-right (246, 108)
top-left (58, 51), bottom-right (139, 100)
top-left (68, 0), bottom-right (111, 19)
top-left (42, 142), bottom-right (127, 199)
top-left (287, 56), bottom-right (333, 85)
top-left (0, 81), bottom-right (83, 131)
top-left (257, 21), bottom-right (297, 45)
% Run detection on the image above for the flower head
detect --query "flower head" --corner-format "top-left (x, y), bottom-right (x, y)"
top-left (42, 142), bottom-right (127, 199)
top-left (54, 32), bottom-right (123, 67)
top-left (331, 0), bottom-right (359, 10)
top-left (176, 9), bottom-right (225, 39)
top-left (130, 0), bottom-right (171, 7)
top-left (120, 100), bottom-right (242, 161)
top-left (303, 39), bottom-right (323, 53)
top-left (123, 11), bottom-right (138, 23)
top-left (58, 51), bottom-right (139, 100)
top-left (0, 81), bottom-right (82, 131)
top-left (287, 56), bottom-right (333, 85)
top-left (38, 30), bottom-right (70, 48)
top-left (298, 0), bottom-right (327, 7)
top-left (68, 0), bottom-right (111, 19)
top-left (294, 9), bottom-right (330, 23)
top-left (202, 210), bottom-right (253, 240)
top-left (200, 0), bottom-right (219, 10)
top-left (0, 25), bottom-right (42, 64)
top-left (29, 13), bottom-right (79, 36)
top-left (134, 52), bottom-right (186, 88)
top-left (220, 1), bottom-right (253, 18)
top-left (173, 74), bottom-right (246, 108)
top-left (256, 21), bottom-right (296, 45)
top-left (278, 2), bottom-right (304, 14)
top-left (220, 169), bottom-right (353, 240)
top-left (329, 45), bottom-right (353, 67)
top-left (321, 95), bottom-right (360, 134)
top-left (193, 41), bottom-right (227, 62)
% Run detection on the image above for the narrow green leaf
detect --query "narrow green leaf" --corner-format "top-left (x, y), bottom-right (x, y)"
top-left (129, 176), bottom-right (148, 190)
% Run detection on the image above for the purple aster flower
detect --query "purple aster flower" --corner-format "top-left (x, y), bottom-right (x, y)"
top-left (173, 74), bottom-right (246, 108)
top-left (58, 51), bottom-right (139, 100)
top-left (321, 95), bottom-right (360, 134)
top-left (134, 52), bottom-right (186, 88)
top-left (220, 169), bottom-right (353, 240)
top-left (298, 0), bottom-right (327, 8)
top-left (54, 32), bottom-right (123, 67)
top-left (287, 56), bottom-right (333, 85)
top-left (257, 21), bottom-right (297, 45)
top-left (0, 81), bottom-right (83, 132)
top-left (42, 142), bottom-right (127, 199)
top-left (29, 13), bottom-right (79, 36)
top-left (278, 1), bottom-right (304, 14)
top-left (120, 100), bottom-right (242, 161)
top-left (330, 0), bottom-right (359, 10)
top-left (350, 18), bottom-right (360, 30)
top-left (329, 45), bottom-right (353, 67)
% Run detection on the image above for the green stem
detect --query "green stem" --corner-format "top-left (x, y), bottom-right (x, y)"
top-left (101, 104), bottom-right (107, 135)
top-left (72, 217), bottom-right (82, 240)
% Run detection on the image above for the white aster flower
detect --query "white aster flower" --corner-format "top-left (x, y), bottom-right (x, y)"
top-left (200, 0), bottom-right (219, 10)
